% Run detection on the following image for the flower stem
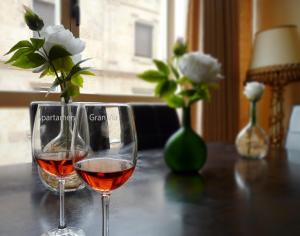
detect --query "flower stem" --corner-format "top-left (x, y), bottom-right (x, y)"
top-left (37, 31), bottom-right (64, 93)
top-left (250, 101), bottom-right (256, 127)
top-left (247, 101), bottom-right (256, 156)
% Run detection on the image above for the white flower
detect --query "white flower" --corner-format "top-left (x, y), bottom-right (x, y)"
top-left (176, 37), bottom-right (185, 45)
top-left (244, 82), bottom-right (265, 102)
top-left (40, 25), bottom-right (85, 55)
top-left (178, 52), bottom-right (223, 83)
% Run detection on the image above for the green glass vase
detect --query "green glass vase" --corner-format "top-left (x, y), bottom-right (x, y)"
top-left (164, 106), bottom-right (207, 173)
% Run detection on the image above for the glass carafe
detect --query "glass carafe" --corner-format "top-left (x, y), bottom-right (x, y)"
top-left (235, 101), bottom-right (269, 159)
top-left (37, 98), bottom-right (85, 192)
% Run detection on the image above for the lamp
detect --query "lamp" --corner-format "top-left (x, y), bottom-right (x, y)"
top-left (246, 25), bottom-right (300, 146)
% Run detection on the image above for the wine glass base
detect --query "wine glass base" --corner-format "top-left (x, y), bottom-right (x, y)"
top-left (41, 227), bottom-right (85, 236)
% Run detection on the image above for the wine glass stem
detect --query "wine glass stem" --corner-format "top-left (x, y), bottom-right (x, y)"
top-left (101, 193), bottom-right (110, 236)
top-left (59, 178), bottom-right (66, 229)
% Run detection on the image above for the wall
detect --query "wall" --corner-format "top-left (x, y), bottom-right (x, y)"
top-left (255, 0), bottom-right (300, 133)
top-left (0, 0), bottom-right (31, 61)
top-left (80, 0), bottom-right (163, 73)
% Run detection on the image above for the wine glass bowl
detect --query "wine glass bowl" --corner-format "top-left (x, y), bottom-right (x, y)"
top-left (32, 103), bottom-right (85, 236)
top-left (72, 103), bottom-right (138, 236)
top-left (33, 104), bottom-right (78, 178)
top-left (35, 151), bottom-right (75, 177)
top-left (75, 157), bottom-right (135, 192)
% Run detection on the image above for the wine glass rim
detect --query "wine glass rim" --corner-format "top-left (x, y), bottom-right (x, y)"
top-left (76, 102), bottom-right (132, 108)
top-left (35, 102), bottom-right (132, 108)
top-left (35, 102), bottom-right (77, 106)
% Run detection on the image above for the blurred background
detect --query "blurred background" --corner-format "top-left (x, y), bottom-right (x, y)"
top-left (0, 0), bottom-right (190, 165)
top-left (2, 0), bottom-right (300, 166)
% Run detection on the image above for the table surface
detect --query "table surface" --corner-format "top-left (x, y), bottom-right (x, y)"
top-left (1, 143), bottom-right (300, 236)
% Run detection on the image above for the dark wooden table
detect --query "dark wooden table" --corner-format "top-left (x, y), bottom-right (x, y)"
top-left (1, 143), bottom-right (300, 236)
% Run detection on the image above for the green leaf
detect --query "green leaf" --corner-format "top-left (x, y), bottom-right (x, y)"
top-left (65, 58), bottom-right (92, 76)
top-left (30, 38), bottom-right (45, 50)
top-left (65, 65), bottom-right (92, 82)
top-left (79, 70), bottom-right (95, 76)
top-left (71, 75), bottom-right (84, 87)
top-left (12, 53), bottom-right (46, 69)
top-left (5, 40), bottom-right (32, 55)
top-left (62, 58), bottom-right (93, 89)
top-left (155, 80), bottom-right (177, 98)
top-left (153, 59), bottom-right (169, 75)
top-left (137, 70), bottom-right (167, 83)
top-left (68, 85), bottom-right (80, 97)
top-left (72, 58), bottom-right (91, 68)
top-left (28, 53), bottom-right (46, 64)
top-left (71, 67), bottom-right (92, 78)
top-left (5, 48), bottom-right (33, 64)
top-left (188, 93), bottom-right (206, 105)
top-left (199, 88), bottom-right (211, 101)
top-left (48, 45), bottom-right (71, 61)
top-left (188, 87), bottom-right (211, 105)
top-left (170, 64), bottom-right (180, 79)
top-left (179, 89), bottom-right (197, 97)
top-left (52, 56), bottom-right (74, 72)
top-left (166, 95), bottom-right (185, 108)
top-left (178, 76), bottom-right (190, 84)
top-left (39, 65), bottom-right (51, 78)
top-left (61, 82), bottom-right (80, 98)
top-left (33, 63), bottom-right (48, 73)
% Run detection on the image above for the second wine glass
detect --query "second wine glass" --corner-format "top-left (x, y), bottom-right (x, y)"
top-left (72, 103), bottom-right (138, 236)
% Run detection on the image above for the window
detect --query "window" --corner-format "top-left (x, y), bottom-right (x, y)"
top-left (134, 22), bottom-right (153, 58)
top-left (0, 0), bottom-right (189, 166)
top-left (33, 0), bottom-right (57, 27)
top-left (80, 0), bottom-right (167, 96)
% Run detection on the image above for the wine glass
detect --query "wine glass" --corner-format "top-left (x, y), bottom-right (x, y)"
top-left (32, 103), bottom-right (85, 236)
top-left (72, 103), bottom-right (138, 236)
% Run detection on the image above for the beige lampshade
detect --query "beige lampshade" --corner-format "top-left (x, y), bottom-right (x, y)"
top-left (250, 25), bottom-right (300, 70)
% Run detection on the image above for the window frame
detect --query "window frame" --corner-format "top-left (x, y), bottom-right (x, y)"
top-left (134, 21), bottom-right (154, 59)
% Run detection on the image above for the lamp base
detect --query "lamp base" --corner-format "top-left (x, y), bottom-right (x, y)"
top-left (269, 85), bottom-right (285, 147)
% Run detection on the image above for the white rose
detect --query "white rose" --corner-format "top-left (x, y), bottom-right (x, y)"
top-left (244, 82), bottom-right (265, 102)
top-left (178, 52), bottom-right (223, 83)
top-left (176, 37), bottom-right (185, 45)
top-left (40, 25), bottom-right (85, 55)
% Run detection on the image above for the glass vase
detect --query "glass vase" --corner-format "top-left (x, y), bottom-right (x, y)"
top-left (164, 106), bottom-right (207, 173)
top-left (37, 98), bottom-right (85, 192)
top-left (235, 101), bottom-right (269, 159)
